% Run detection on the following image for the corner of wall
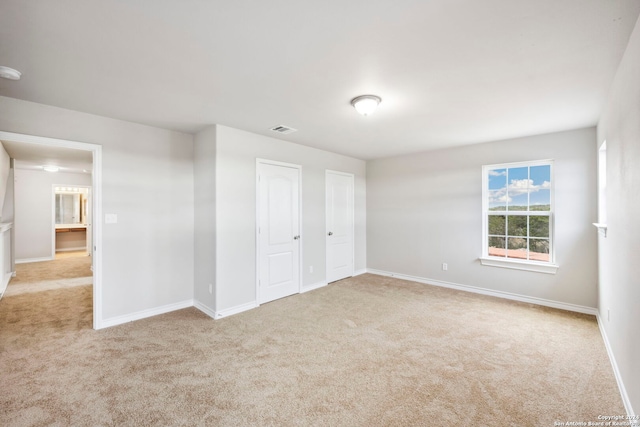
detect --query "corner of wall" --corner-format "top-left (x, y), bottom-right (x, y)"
top-left (193, 125), bottom-right (217, 310)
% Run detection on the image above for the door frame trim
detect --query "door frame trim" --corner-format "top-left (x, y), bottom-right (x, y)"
top-left (325, 169), bottom-right (355, 284)
top-left (0, 130), bottom-right (103, 330)
top-left (255, 158), bottom-right (303, 305)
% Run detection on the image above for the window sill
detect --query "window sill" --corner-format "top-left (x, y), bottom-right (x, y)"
top-left (593, 223), bottom-right (607, 237)
top-left (479, 257), bottom-right (558, 274)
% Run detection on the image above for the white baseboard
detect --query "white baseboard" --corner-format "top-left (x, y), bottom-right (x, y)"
top-left (215, 301), bottom-right (258, 319)
top-left (596, 313), bottom-right (636, 418)
top-left (56, 247), bottom-right (87, 252)
top-left (301, 281), bottom-right (327, 293)
top-left (366, 268), bottom-right (598, 316)
top-left (353, 269), bottom-right (367, 276)
top-left (16, 256), bottom-right (54, 264)
top-left (98, 299), bottom-right (194, 329)
top-left (194, 300), bottom-right (216, 319)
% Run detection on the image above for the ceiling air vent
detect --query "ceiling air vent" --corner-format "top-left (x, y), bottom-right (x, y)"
top-left (270, 125), bottom-right (297, 135)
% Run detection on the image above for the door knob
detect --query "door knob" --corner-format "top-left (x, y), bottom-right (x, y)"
top-left (293, 235), bottom-right (300, 240)
top-left (328, 232), bottom-right (333, 236)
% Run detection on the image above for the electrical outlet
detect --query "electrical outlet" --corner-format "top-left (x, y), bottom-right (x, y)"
top-left (607, 308), bottom-right (610, 322)
top-left (209, 283), bottom-right (213, 294)
top-left (309, 266), bottom-right (314, 274)
top-left (442, 263), bottom-right (448, 271)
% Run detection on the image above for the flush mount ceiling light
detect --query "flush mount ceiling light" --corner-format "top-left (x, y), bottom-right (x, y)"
top-left (351, 95), bottom-right (381, 116)
top-left (0, 66), bottom-right (21, 81)
top-left (43, 166), bottom-right (60, 172)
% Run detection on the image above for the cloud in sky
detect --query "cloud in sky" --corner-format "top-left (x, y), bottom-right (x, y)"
top-left (489, 179), bottom-right (550, 205)
top-left (488, 170), bottom-right (506, 177)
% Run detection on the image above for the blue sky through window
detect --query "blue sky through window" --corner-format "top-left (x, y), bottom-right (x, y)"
top-left (488, 164), bottom-right (551, 209)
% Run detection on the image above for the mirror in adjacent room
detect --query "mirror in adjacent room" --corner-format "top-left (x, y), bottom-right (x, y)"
top-left (55, 187), bottom-right (89, 225)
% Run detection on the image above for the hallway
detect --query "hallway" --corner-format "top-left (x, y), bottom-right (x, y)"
top-left (0, 253), bottom-right (92, 331)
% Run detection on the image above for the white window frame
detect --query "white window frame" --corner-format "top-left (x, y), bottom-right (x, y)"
top-left (480, 159), bottom-right (558, 274)
top-left (593, 141), bottom-right (607, 237)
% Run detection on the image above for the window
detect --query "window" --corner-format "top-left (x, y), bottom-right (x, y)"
top-left (481, 160), bottom-right (558, 274)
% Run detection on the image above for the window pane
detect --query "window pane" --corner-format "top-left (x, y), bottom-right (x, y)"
top-left (508, 193), bottom-right (528, 210)
top-left (488, 190), bottom-right (507, 210)
top-left (488, 215), bottom-right (506, 235)
top-left (529, 239), bottom-right (549, 262)
top-left (507, 215), bottom-right (527, 237)
top-left (488, 168), bottom-right (507, 210)
top-left (508, 167), bottom-right (528, 182)
top-left (507, 167), bottom-right (530, 210)
top-left (530, 165), bottom-right (550, 187)
top-left (507, 237), bottom-right (527, 259)
top-left (488, 168), bottom-right (507, 189)
top-left (488, 236), bottom-right (505, 257)
top-left (529, 216), bottom-right (549, 238)
top-left (530, 189), bottom-right (550, 211)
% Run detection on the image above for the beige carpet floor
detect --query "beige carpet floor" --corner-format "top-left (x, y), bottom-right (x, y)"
top-left (0, 273), bottom-right (623, 426)
top-left (4, 255), bottom-right (93, 298)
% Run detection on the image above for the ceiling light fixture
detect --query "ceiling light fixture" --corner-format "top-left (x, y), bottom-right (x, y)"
top-left (351, 95), bottom-right (381, 116)
top-left (0, 66), bottom-right (22, 81)
top-left (43, 166), bottom-right (60, 172)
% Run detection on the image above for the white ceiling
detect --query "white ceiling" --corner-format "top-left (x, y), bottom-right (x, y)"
top-left (1, 140), bottom-right (92, 174)
top-left (0, 0), bottom-right (638, 160)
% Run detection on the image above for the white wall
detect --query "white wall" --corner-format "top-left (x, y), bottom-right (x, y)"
top-left (14, 169), bottom-right (91, 261)
top-left (367, 127), bottom-right (597, 308)
top-left (194, 125), bottom-right (216, 312)
top-left (0, 96), bottom-right (195, 321)
top-left (215, 125), bottom-right (366, 312)
top-left (597, 14), bottom-right (640, 416)
top-left (0, 143), bottom-right (10, 218)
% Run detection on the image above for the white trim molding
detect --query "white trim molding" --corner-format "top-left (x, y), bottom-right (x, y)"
top-left (479, 257), bottom-right (559, 274)
top-left (301, 281), bottom-right (327, 293)
top-left (16, 257), bottom-right (55, 264)
top-left (353, 269), bottom-right (367, 277)
top-left (194, 300), bottom-right (216, 319)
top-left (366, 268), bottom-right (597, 315)
top-left (215, 301), bottom-right (259, 320)
top-left (593, 223), bottom-right (608, 238)
top-left (99, 299), bottom-right (194, 329)
top-left (56, 247), bottom-right (88, 252)
top-left (596, 313), bottom-right (636, 418)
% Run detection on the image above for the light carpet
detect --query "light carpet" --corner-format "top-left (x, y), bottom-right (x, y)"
top-left (0, 273), bottom-right (623, 426)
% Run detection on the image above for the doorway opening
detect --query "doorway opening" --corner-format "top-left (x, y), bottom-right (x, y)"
top-left (52, 185), bottom-right (92, 260)
top-left (0, 131), bottom-right (102, 330)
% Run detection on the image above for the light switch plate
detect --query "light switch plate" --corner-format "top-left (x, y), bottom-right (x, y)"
top-left (105, 213), bottom-right (118, 224)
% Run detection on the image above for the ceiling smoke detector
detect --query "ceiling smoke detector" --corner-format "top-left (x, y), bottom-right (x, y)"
top-left (0, 66), bottom-right (22, 81)
top-left (270, 125), bottom-right (297, 135)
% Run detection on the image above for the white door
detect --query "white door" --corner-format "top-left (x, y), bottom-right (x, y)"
top-left (326, 170), bottom-right (354, 283)
top-left (257, 161), bottom-right (301, 304)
